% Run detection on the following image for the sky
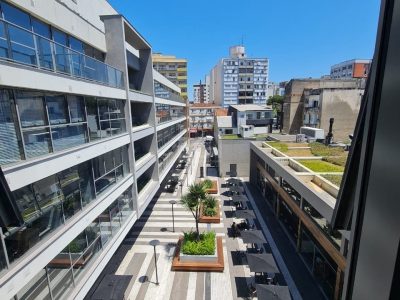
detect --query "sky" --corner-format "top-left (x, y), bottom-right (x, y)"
top-left (109, 0), bottom-right (381, 100)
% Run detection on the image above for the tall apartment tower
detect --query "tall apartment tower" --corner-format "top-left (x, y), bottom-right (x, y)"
top-left (152, 53), bottom-right (188, 100)
top-left (209, 46), bottom-right (269, 107)
top-left (0, 1), bottom-right (188, 299)
top-left (193, 75), bottom-right (210, 103)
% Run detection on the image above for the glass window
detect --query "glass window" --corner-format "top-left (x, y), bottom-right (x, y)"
top-left (33, 175), bottom-right (63, 212)
top-left (35, 35), bottom-right (53, 70)
top-left (8, 24), bottom-right (36, 65)
top-left (46, 95), bottom-right (68, 125)
top-left (69, 36), bottom-right (83, 53)
top-left (52, 29), bottom-right (68, 46)
top-left (0, 21), bottom-right (9, 58)
top-left (77, 161), bottom-right (95, 207)
top-left (2, 2), bottom-right (31, 29)
top-left (85, 97), bottom-right (101, 141)
top-left (54, 41), bottom-right (71, 74)
top-left (31, 18), bottom-right (51, 38)
top-left (13, 185), bottom-right (39, 222)
top-left (22, 128), bottom-right (52, 158)
top-left (67, 95), bottom-right (85, 122)
top-left (52, 124), bottom-right (87, 154)
top-left (16, 91), bottom-right (47, 128)
top-left (59, 167), bottom-right (82, 220)
top-left (98, 208), bottom-right (112, 245)
top-left (0, 89), bottom-right (23, 164)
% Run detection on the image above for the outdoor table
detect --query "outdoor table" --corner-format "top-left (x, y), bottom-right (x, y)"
top-left (235, 209), bottom-right (256, 219)
top-left (256, 284), bottom-right (291, 300)
top-left (246, 253), bottom-right (280, 273)
top-left (240, 229), bottom-right (266, 244)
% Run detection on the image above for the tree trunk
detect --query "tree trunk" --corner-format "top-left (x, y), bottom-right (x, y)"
top-left (195, 206), bottom-right (200, 241)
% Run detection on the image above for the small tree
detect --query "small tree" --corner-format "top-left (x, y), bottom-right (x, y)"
top-left (180, 182), bottom-right (207, 241)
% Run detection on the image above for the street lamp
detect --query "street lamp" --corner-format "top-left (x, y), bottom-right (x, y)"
top-left (149, 239), bottom-right (160, 285)
top-left (169, 200), bottom-right (177, 232)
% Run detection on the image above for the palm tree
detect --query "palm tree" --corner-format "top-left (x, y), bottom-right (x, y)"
top-left (180, 182), bottom-right (207, 240)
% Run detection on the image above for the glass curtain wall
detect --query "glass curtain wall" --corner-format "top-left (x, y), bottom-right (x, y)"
top-left (157, 121), bottom-right (185, 149)
top-left (15, 186), bottom-right (134, 300)
top-left (155, 103), bottom-right (184, 124)
top-left (2, 146), bottom-right (129, 269)
top-left (0, 88), bottom-right (126, 165)
top-left (0, 1), bottom-right (124, 88)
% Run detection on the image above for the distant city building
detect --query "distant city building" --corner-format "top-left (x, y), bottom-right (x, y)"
top-left (283, 78), bottom-right (365, 140)
top-left (153, 53), bottom-right (188, 100)
top-left (330, 59), bottom-right (372, 79)
top-left (193, 75), bottom-right (210, 103)
top-left (209, 46), bottom-right (269, 107)
top-left (188, 103), bottom-right (220, 137)
top-left (267, 82), bottom-right (285, 98)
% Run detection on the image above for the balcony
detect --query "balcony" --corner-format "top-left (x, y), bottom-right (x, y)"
top-left (0, 20), bottom-right (124, 89)
top-left (154, 80), bottom-right (185, 103)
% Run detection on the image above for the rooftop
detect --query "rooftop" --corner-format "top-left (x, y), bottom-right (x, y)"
top-left (216, 116), bottom-right (233, 128)
top-left (230, 104), bottom-right (272, 112)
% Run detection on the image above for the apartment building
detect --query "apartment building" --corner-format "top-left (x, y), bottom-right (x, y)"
top-left (152, 53), bottom-right (188, 100)
top-left (193, 75), bottom-right (210, 103)
top-left (267, 82), bottom-right (285, 98)
top-left (303, 86), bottom-right (364, 140)
top-left (250, 141), bottom-right (348, 299)
top-left (188, 103), bottom-right (219, 137)
top-left (282, 78), bottom-right (365, 137)
top-left (0, 1), bottom-right (187, 299)
top-left (330, 59), bottom-right (372, 79)
top-left (209, 45), bottom-right (269, 107)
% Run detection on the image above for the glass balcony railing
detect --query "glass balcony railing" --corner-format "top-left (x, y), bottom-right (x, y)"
top-left (0, 20), bottom-right (124, 89)
top-left (154, 80), bottom-right (185, 103)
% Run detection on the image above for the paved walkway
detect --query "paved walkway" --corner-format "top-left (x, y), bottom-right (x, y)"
top-left (86, 139), bottom-right (324, 300)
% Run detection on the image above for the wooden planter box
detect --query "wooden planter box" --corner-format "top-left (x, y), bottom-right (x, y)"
top-left (171, 236), bottom-right (224, 272)
top-left (199, 203), bottom-right (221, 223)
top-left (204, 180), bottom-right (218, 194)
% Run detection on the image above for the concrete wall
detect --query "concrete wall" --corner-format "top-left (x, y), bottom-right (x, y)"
top-left (283, 79), bottom-right (320, 134)
top-left (320, 89), bottom-right (363, 141)
top-left (218, 138), bottom-right (252, 177)
top-left (283, 79), bottom-right (364, 134)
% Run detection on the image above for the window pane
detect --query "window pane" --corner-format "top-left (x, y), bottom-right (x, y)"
top-left (22, 128), bottom-right (51, 158)
top-left (51, 124), bottom-right (87, 151)
top-left (2, 2), bottom-right (31, 29)
top-left (8, 25), bottom-right (36, 65)
top-left (33, 175), bottom-right (63, 211)
top-left (95, 172), bottom-right (116, 195)
top-left (36, 35), bottom-right (53, 69)
top-left (13, 185), bottom-right (39, 222)
top-left (0, 21), bottom-right (9, 58)
top-left (99, 209), bottom-right (112, 245)
top-left (16, 91), bottom-right (47, 128)
top-left (98, 99), bottom-right (109, 120)
top-left (31, 18), bottom-right (51, 38)
top-left (77, 161), bottom-right (94, 207)
top-left (52, 29), bottom-right (68, 46)
top-left (69, 36), bottom-right (83, 53)
top-left (59, 167), bottom-right (82, 220)
top-left (46, 95), bottom-right (68, 125)
top-left (67, 95), bottom-right (85, 122)
top-left (54, 44), bottom-right (71, 74)
top-left (85, 97), bottom-right (100, 141)
top-left (0, 89), bottom-right (23, 164)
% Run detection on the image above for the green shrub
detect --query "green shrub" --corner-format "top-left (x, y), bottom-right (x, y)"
top-left (182, 231), bottom-right (216, 255)
top-left (322, 156), bottom-right (348, 167)
top-left (203, 196), bottom-right (217, 209)
top-left (202, 179), bottom-right (213, 189)
top-left (297, 160), bottom-right (344, 172)
top-left (203, 207), bottom-right (217, 217)
top-left (309, 142), bottom-right (345, 157)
